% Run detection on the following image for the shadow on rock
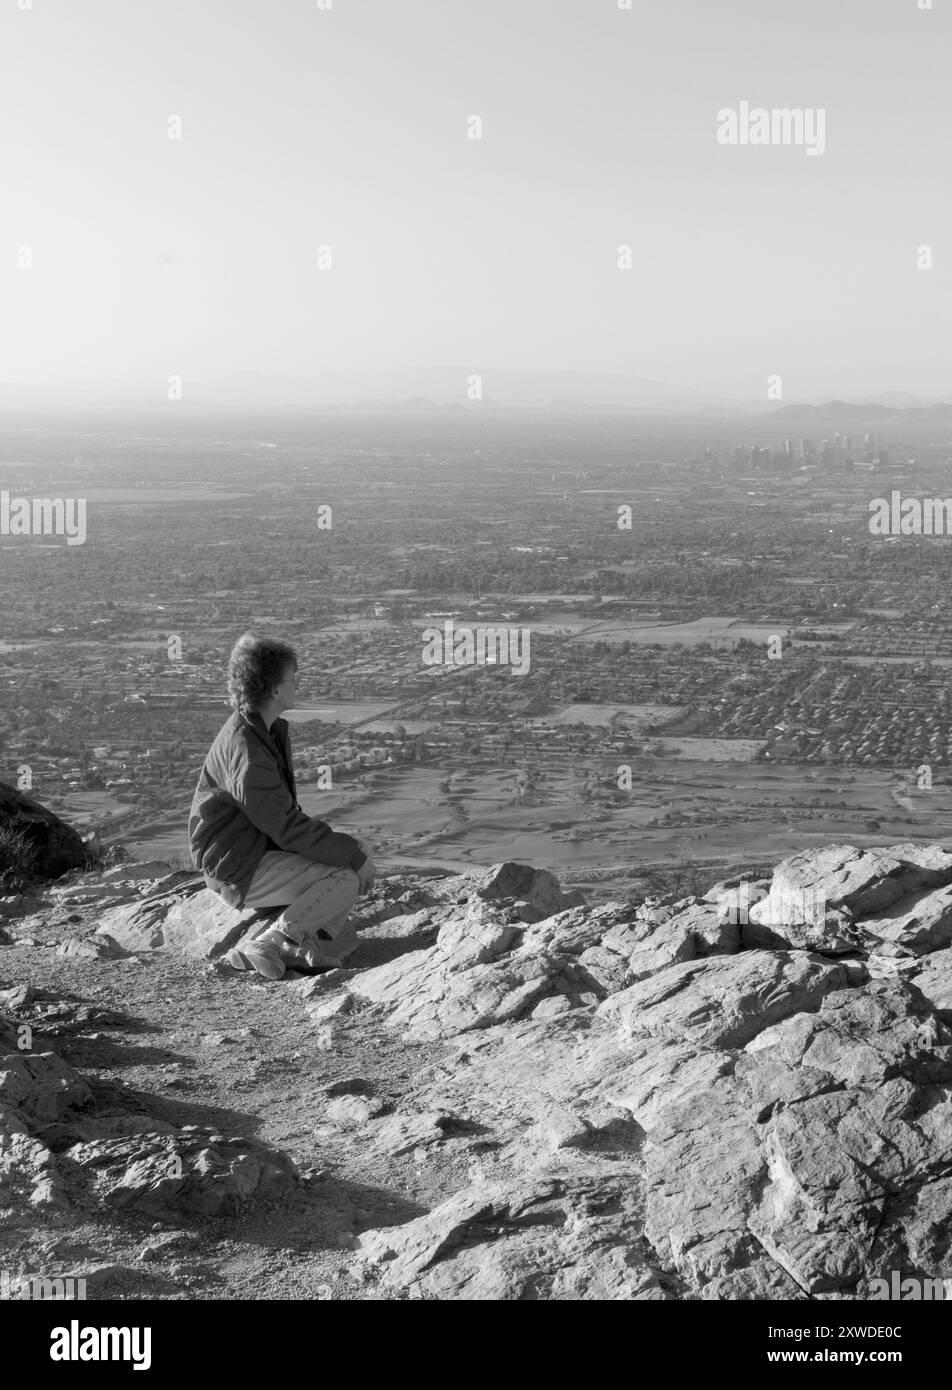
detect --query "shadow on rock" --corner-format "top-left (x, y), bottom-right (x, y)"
top-left (179, 1176), bottom-right (431, 1257)
top-left (53, 1035), bottom-right (194, 1071)
top-left (304, 1175), bottom-right (430, 1239)
top-left (349, 926), bottom-right (441, 971)
top-left (75, 1078), bottom-right (271, 1142)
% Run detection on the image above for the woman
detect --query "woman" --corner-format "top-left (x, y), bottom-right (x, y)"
top-left (188, 632), bottom-right (374, 979)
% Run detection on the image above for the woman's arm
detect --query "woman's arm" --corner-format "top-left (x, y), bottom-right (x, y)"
top-left (229, 738), bottom-right (366, 872)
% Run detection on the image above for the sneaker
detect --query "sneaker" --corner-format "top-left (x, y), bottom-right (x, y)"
top-left (223, 939), bottom-right (286, 980)
top-left (281, 939), bottom-right (345, 972)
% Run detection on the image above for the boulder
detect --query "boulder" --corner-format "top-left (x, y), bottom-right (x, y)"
top-left (744, 901), bottom-right (859, 954)
top-left (437, 862), bottom-right (583, 920)
top-left (56, 935), bottom-right (128, 961)
top-left (97, 883), bottom-right (364, 966)
top-left (749, 844), bottom-right (952, 943)
top-left (474, 862), bottom-right (583, 917)
top-left (65, 1123), bottom-right (298, 1217)
top-left (858, 883), bottom-right (952, 956)
top-left (0, 1114), bottom-right (69, 1209)
top-left (0, 782), bottom-right (89, 881)
top-left (97, 887), bottom-right (262, 960)
top-left (94, 893), bottom-right (180, 952)
top-left (0, 1049), bottom-right (93, 1122)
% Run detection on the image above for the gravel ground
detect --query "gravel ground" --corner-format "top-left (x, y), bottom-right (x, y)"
top-left (0, 884), bottom-right (504, 1302)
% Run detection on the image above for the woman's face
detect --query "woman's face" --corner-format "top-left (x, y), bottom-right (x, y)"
top-left (273, 662), bottom-right (299, 710)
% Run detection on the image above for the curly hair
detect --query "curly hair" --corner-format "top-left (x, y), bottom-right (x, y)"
top-left (227, 632), bottom-right (297, 715)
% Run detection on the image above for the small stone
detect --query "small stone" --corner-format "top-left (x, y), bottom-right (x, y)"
top-left (300, 1167), bottom-right (330, 1186)
top-left (532, 996), bottom-right (572, 1019)
top-left (326, 1094), bottom-right (387, 1125)
top-left (305, 993), bottom-right (354, 1024)
top-left (0, 983), bottom-right (41, 1011)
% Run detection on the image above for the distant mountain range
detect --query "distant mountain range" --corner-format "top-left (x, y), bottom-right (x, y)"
top-left (0, 371), bottom-right (951, 418)
top-left (848, 391), bottom-right (939, 408)
top-left (206, 369), bottom-right (716, 412)
top-left (0, 368), bottom-right (710, 413)
top-left (763, 399), bottom-right (952, 424)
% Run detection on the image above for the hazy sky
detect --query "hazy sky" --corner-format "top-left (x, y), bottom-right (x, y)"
top-left (3, 0), bottom-right (950, 402)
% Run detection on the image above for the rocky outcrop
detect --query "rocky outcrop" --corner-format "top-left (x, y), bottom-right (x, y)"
top-left (345, 844), bottom-right (952, 1299)
top-left (0, 781), bottom-right (90, 881)
top-left (6, 842), bottom-right (952, 1300)
top-left (346, 893), bottom-right (742, 1041)
top-left (358, 1167), bottom-right (667, 1299)
top-left (90, 860), bottom-right (582, 971)
top-left (349, 900), bottom-right (598, 1039)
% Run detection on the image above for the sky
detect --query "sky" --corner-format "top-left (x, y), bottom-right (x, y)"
top-left (2, 0), bottom-right (951, 404)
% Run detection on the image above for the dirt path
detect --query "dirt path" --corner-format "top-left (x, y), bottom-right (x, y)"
top-left (1, 890), bottom-right (495, 1301)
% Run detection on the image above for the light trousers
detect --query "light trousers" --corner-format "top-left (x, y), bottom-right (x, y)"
top-left (242, 836), bottom-right (375, 949)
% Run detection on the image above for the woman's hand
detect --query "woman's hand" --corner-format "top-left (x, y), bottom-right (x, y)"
top-left (356, 860), bottom-right (375, 896)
